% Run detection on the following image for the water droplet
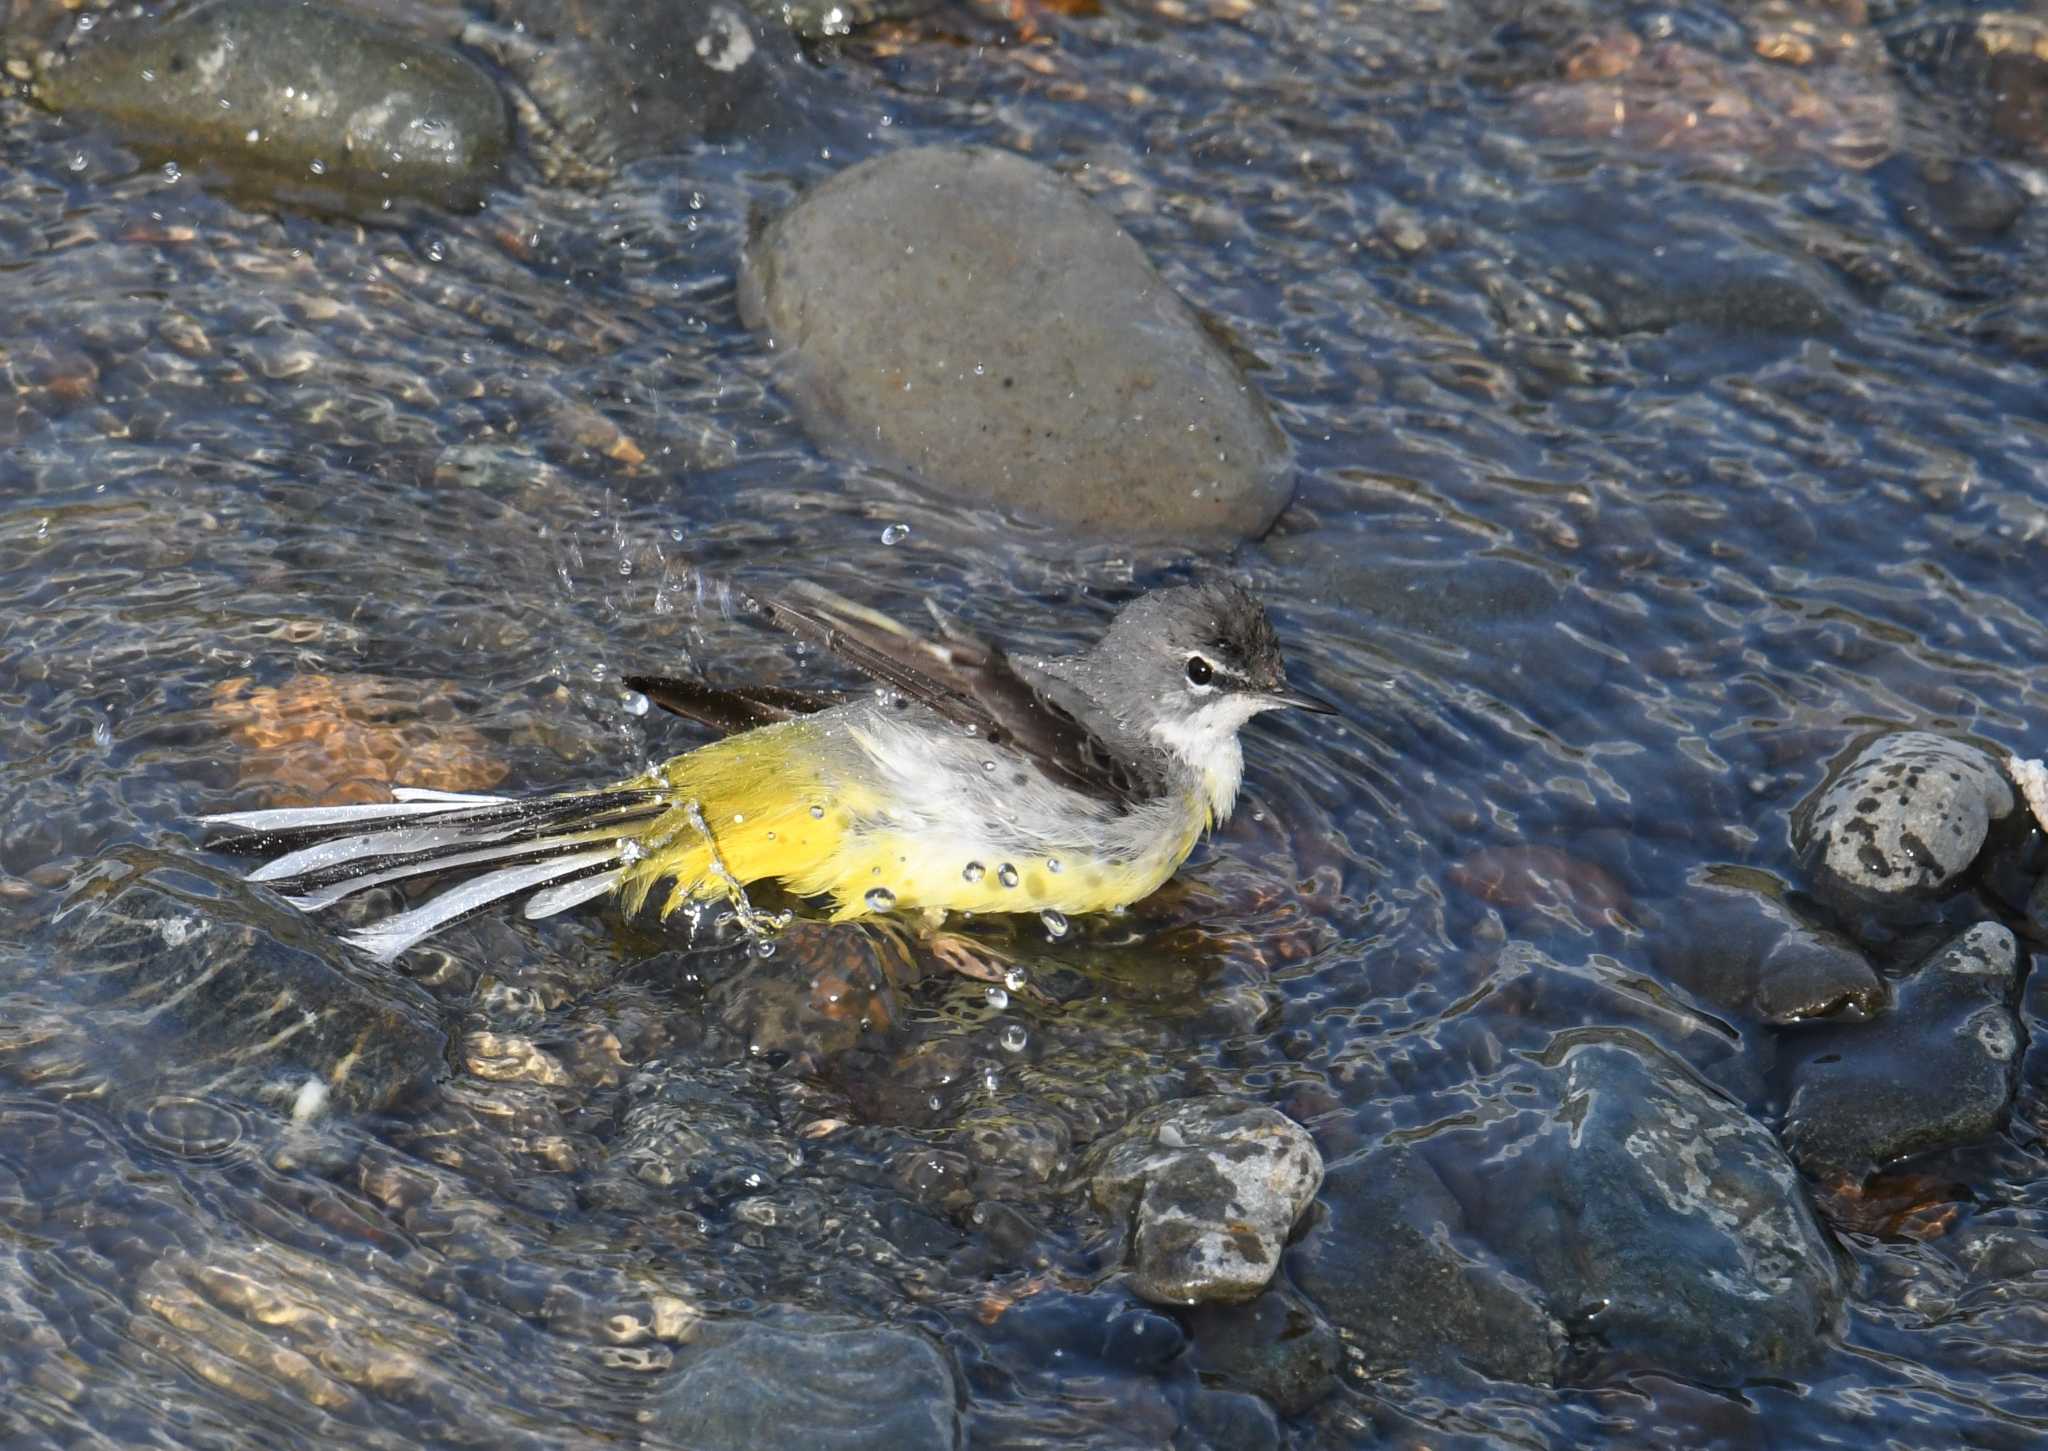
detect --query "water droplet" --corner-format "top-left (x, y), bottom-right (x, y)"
top-left (880, 523), bottom-right (909, 545)
top-left (983, 1066), bottom-right (1001, 1092)
top-left (732, 813), bottom-right (745, 824)
top-left (754, 939), bottom-right (777, 959)
top-left (962, 862), bottom-right (986, 883)
top-left (1000, 1024), bottom-right (1029, 1053)
top-left (618, 840), bottom-right (646, 864)
top-left (997, 864), bottom-right (1019, 888)
top-left (1003, 967), bottom-right (1028, 993)
top-left (624, 690), bottom-right (650, 716)
top-left (985, 987), bottom-right (1009, 1011)
top-left (865, 887), bottom-right (897, 912)
top-left (1045, 857), bottom-right (1062, 874)
top-left (982, 760), bottom-right (997, 772)
top-left (809, 804), bottom-right (826, 819)
top-left (963, 722), bottom-right (978, 736)
top-left (1041, 909), bottom-right (1069, 940)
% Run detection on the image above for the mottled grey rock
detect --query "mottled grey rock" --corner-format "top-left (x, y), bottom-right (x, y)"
top-left (1653, 870), bottom-right (1885, 1024)
top-left (1183, 1288), bottom-right (1340, 1416)
top-left (33, 0), bottom-right (509, 208)
top-left (1485, 1044), bottom-right (1844, 1382)
top-left (470, 0), bottom-right (814, 182)
top-left (45, 849), bottom-right (445, 1115)
top-left (1792, 731), bottom-right (2018, 908)
top-left (656, 1314), bottom-right (959, 1451)
top-left (1784, 922), bottom-right (2024, 1178)
top-left (739, 146), bottom-right (1295, 544)
top-left (1084, 1097), bottom-right (1322, 1305)
top-left (1288, 1146), bottom-right (1564, 1384)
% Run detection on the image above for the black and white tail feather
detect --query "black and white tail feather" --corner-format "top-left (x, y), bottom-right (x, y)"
top-left (200, 785), bottom-right (670, 963)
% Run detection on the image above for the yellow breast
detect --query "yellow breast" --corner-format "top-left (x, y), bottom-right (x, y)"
top-left (610, 720), bottom-right (1209, 923)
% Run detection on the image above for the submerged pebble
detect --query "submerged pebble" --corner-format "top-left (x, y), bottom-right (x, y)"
top-left (652, 1314), bottom-right (959, 1451)
top-left (1784, 923), bottom-right (2023, 1180)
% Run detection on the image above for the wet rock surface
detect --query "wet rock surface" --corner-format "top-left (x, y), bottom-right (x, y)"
top-left (653, 1313), bottom-right (960, 1451)
top-left (738, 146), bottom-right (1295, 544)
top-left (1784, 923), bottom-right (2024, 1180)
top-left (1182, 1288), bottom-right (1340, 1417)
top-left (1083, 1096), bottom-right (1322, 1305)
top-left (29, 0), bottom-right (509, 208)
top-left (1653, 869), bottom-right (1885, 1023)
top-left (1792, 732), bottom-right (2019, 910)
top-left (1289, 1145), bottom-right (1565, 1384)
top-left (1443, 1044), bottom-right (1846, 1384)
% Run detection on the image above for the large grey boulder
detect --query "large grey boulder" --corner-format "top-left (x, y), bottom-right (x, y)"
top-left (739, 146), bottom-right (1295, 544)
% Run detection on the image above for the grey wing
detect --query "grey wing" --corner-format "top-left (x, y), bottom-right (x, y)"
top-left (623, 674), bottom-right (840, 735)
top-left (752, 584), bottom-right (1161, 808)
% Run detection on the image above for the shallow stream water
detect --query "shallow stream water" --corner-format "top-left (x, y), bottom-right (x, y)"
top-left (3, 0), bottom-right (2048, 1445)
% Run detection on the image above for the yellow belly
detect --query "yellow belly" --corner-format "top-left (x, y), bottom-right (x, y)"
top-left (610, 720), bottom-right (1206, 922)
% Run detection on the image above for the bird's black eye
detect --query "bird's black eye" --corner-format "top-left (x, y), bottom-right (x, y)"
top-left (1185, 655), bottom-right (1214, 686)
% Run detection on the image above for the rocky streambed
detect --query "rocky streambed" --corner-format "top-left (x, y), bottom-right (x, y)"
top-left (2, 0), bottom-right (2048, 1446)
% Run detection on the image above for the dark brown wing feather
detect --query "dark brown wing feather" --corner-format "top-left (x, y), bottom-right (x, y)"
top-left (623, 675), bottom-right (840, 735)
top-left (753, 585), bottom-right (1160, 807)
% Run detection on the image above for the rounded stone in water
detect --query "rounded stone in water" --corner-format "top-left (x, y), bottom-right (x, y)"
top-left (1792, 731), bottom-right (2018, 908)
top-left (737, 146), bottom-right (1295, 545)
top-left (32, 0), bottom-right (510, 209)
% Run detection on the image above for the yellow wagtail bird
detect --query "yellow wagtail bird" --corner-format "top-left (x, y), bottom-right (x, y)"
top-left (200, 580), bottom-right (1335, 964)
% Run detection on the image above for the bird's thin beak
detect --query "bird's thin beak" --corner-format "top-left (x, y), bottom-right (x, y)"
top-left (1263, 686), bottom-right (1339, 715)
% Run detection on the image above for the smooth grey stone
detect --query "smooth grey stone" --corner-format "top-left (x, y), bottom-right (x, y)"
top-left (1084, 1096), bottom-right (1322, 1305)
top-left (739, 146), bottom-right (1295, 544)
top-left (1183, 1288), bottom-right (1340, 1416)
top-left (1792, 731), bottom-right (2018, 908)
top-left (657, 1314), bottom-right (959, 1451)
top-left (1485, 1044), bottom-right (1844, 1383)
top-left (1288, 1146), bottom-right (1564, 1385)
top-left (34, 0), bottom-right (509, 208)
top-left (1653, 869), bottom-right (1885, 1024)
top-left (1785, 922), bottom-right (2024, 1178)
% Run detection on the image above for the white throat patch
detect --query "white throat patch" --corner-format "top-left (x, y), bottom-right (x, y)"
top-left (1148, 696), bottom-right (1272, 821)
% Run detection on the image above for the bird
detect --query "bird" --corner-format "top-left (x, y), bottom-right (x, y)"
top-left (199, 579), bottom-right (1335, 965)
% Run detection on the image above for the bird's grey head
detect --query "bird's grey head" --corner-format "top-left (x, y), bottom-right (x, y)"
top-left (1068, 581), bottom-right (1333, 819)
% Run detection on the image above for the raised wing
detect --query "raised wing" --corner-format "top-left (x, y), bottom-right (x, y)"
top-left (623, 675), bottom-right (840, 735)
top-left (753, 583), bottom-right (1160, 808)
